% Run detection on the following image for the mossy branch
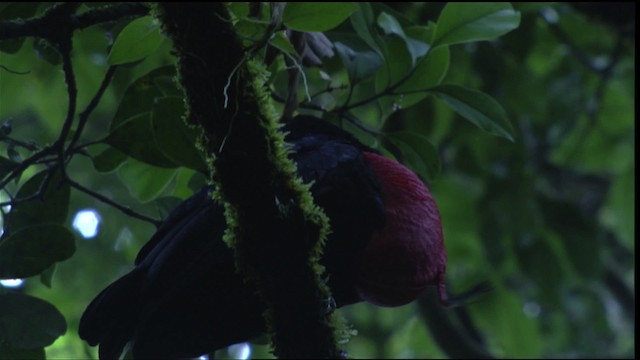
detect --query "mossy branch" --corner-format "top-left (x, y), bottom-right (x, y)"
top-left (155, 3), bottom-right (342, 358)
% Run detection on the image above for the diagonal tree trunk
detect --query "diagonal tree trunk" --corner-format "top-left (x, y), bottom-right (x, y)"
top-left (155, 3), bottom-right (343, 358)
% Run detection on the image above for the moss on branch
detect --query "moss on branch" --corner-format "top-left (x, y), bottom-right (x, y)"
top-left (155, 3), bottom-right (342, 358)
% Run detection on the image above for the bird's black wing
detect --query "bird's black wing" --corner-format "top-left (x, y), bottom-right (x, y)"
top-left (129, 198), bottom-right (265, 359)
top-left (134, 186), bottom-right (214, 265)
top-left (79, 189), bottom-right (261, 359)
top-left (79, 116), bottom-right (385, 359)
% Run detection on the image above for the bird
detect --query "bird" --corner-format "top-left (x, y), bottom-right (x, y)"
top-left (78, 115), bottom-right (447, 359)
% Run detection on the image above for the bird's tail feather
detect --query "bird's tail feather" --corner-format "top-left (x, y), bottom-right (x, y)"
top-left (79, 269), bottom-right (143, 359)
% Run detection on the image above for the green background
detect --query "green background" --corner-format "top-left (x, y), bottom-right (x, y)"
top-left (0, 2), bottom-right (634, 359)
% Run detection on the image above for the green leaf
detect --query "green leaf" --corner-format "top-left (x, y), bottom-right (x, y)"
top-left (470, 287), bottom-right (542, 357)
top-left (111, 66), bottom-right (178, 130)
top-left (151, 96), bottom-right (208, 174)
top-left (377, 12), bottom-right (428, 66)
top-left (404, 25), bottom-right (450, 84)
top-left (107, 16), bottom-right (165, 65)
top-left (0, 3), bottom-right (39, 54)
top-left (0, 156), bottom-right (18, 179)
top-left (385, 132), bottom-right (441, 182)
top-left (514, 230), bottom-right (570, 305)
top-left (283, 2), bottom-right (357, 32)
top-left (92, 146), bottom-right (128, 173)
top-left (335, 42), bottom-right (383, 84)
top-left (374, 35), bottom-right (411, 103)
top-left (3, 170), bottom-right (70, 235)
top-left (234, 17), bottom-right (268, 44)
top-left (6, 145), bottom-right (21, 163)
top-left (377, 12), bottom-right (405, 37)
top-left (433, 3), bottom-right (521, 48)
top-left (105, 113), bottom-right (178, 168)
top-left (269, 31), bottom-right (297, 56)
top-left (374, 26), bottom-right (449, 114)
top-left (117, 159), bottom-right (177, 203)
top-left (0, 343), bottom-right (45, 360)
top-left (427, 84), bottom-right (515, 141)
top-left (604, 169), bottom-right (635, 249)
top-left (227, 2), bottom-right (250, 20)
top-left (0, 224), bottom-right (75, 279)
top-left (33, 38), bottom-right (61, 65)
top-left (350, 2), bottom-right (384, 55)
top-left (394, 43), bottom-right (450, 108)
top-left (0, 292), bottom-right (66, 349)
top-left (540, 199), bottom-right (602, 280)
top-left (39, 264), bottom-right (56, 289)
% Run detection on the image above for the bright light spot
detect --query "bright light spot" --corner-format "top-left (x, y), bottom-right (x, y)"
top-left (198, 356), bottom-right (208, 360)
top-left (228, 343), bottom-right (251, 360)
top-left (72, 209), bottom-right (101, 239)
top-left (592, 56), bottom-right (609, 71)
top-left (1, 192), bottom-right (11, 237)
top-left (1, 279), bottom-right (24, 288)
top-left (541, 7), bottom-right (559, 24)
top-left (523, 301), bottom-right (541, 318)
top-left (1, 191), bottom-right (11, 213)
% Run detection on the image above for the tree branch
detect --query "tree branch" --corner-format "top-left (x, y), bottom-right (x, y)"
top-left (65, 177), bottom-right (160, 227)
top-left (0, 4), bottom-right (153, 230)
top-left (0, 3), bottom-right (149, 41)
top-left (55, 41), bottom-right (77, 178)
top-left (66, 65), bottom-right (119, 158)
top-left (0, 147), bottom-right (55, 190)
top-left (0, 166), bottom-right (55, 208)
top-left (156, 3), bottom-right (341, 357)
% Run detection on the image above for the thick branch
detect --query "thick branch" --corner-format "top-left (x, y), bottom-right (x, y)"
top-left (156, 3), bottom-right (340, 358)
top-left (0, 3), bottom-right (149, 41)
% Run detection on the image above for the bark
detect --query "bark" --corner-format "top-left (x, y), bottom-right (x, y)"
top-left (155, 3), bottom-right (342, 358)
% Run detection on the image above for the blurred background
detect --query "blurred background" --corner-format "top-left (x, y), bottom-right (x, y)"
top-left (0, 2), bottom-right (634, 359)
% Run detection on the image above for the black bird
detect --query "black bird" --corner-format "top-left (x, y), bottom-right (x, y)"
top-left (79, 115), bottom-right (447, 359)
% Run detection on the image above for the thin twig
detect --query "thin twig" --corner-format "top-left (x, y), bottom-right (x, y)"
top-left (0, 137), bottom-right (41, 152)
top-left (0, 4), bottom-right (135, 192)
top-left (0, 147), bottom-right (54, 190)
top-left (66, 65), bottom-right (118, 157)
top-left (0, 2), bottom-right (162, 230)
top-left (273, 92), bottom-right (326, 112)
top-left (338, 53), bottom-right (426, 114)
top-left (73, 3), bottom-right (150, 30)
top-left (54, 42), bottom-right (77, 180)
top-left (0, 64), bottom-right (30, 75)
top-left (342, 113), bottom-right (381, 137)
top-left (72, 140), bottom-right (105, 152)
top-left (66, 177), bottom-right (161, 227)
top-left (0, 166), bottom-right (56, 208)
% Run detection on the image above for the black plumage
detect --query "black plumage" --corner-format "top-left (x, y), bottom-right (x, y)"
top-left (79, 116), bottom-right (386, 359)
